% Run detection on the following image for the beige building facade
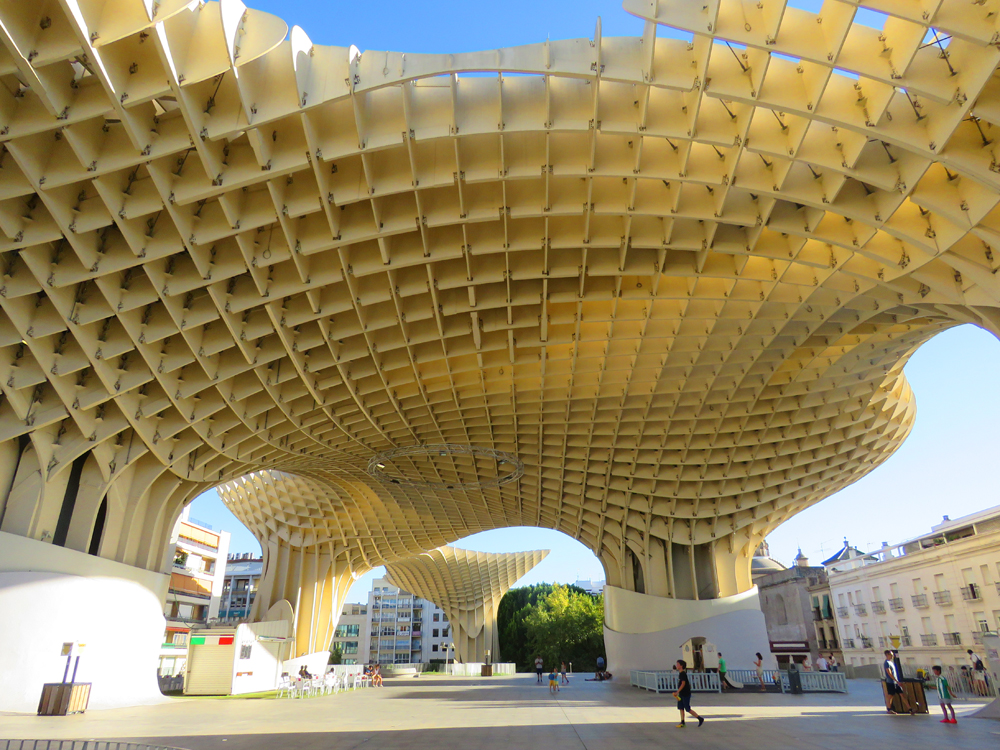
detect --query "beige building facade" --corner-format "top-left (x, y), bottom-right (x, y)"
top-left (828, 506), bottom-right (1000, 671)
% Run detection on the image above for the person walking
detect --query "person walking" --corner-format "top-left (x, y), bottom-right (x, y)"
top-left (932, 666), bottom-right (957, 724)
top-left (548, 667), bottom-right (560, 694)
top-left (754, 652), bottom-right (766, 691)
top-left (968, 649), bottom-right (989, 696)
top-left (535, 655), bottom-right (544, 684)
top-left (828, 653), bottom-right (839, 672)
top-left (718, 651), bottom-right (734, 690)
top-left (815, 654), bottom-right (830, 672)
top-left (882, 650), bottom-right (913, 714)
top-left (672, 660), bottom-right (704, 728)
top-left (560, 661), bottom-right (569, 685)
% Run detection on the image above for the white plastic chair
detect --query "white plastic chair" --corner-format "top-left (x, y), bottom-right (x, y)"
top-left (276, 676), bottom-right (294, 699)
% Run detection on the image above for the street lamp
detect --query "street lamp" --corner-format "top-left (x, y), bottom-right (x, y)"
top-left (444, 643), bottom-right (454, 674)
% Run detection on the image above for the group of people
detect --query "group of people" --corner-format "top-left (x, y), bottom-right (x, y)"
top-left (883, 647), bottom-right (990, 723)
top-left (533, 656), bottom-right (614, 693)
top-left (533, 656), bottom-right (572, 692)
top-left (363, 664), bottom-right (384, 687)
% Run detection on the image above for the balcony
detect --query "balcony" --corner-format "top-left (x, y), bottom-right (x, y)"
top-left (943, 632), bottom-right (962, 646)
top-left (828, 638), bottom-right (839, 649)
top-left (900, 635), bottom-right (912, 647)
top-left (817, 639), bottom-right (828, 649)
top-left (836, 606), bottom-right (849, 618)
top-left (843, 638), bottom-right (856, 649)
top-left (960, 584), bottom-right (982, 602)
top-left (859, 636), bottom-right (873, 649)
top-left (973, 631), bottom-right (986, 645)
top-left (878, 637), bottom-right (888, 648)
top-left (932, 590), bottom-right (952, 606)
top-left (871, 601), bottom-right (886, 615)
top-left (853, 604), bottom-right (868, 617)
top-left (920, 634), bottom-right (938, 646)
top-left (888, 598), bottom-right (905, 612)
top-left (911, 594), bottom-right (929, 608)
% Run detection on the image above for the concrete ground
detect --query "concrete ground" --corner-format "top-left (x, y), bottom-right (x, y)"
top-left (1, 675), bottom-right (997, 750)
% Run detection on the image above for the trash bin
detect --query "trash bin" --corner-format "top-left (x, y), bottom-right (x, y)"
top-left (38, 683), bottom-right (91, 716)
top-left (787, 664), bottom-right (802, 694)
top-left (481, 664), bottom-right (493, 677)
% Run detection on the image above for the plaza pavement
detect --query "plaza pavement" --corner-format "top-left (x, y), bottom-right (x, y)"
top-left (0, 675), bottom-right (997, 750)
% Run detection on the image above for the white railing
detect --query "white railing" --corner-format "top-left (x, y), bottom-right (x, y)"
top-left (1, 743), bottom-right (186, 750)
top-left (629, 670), bottom-right (721, 693)
top-left (726, 668), bottom-right (784, 690)
top-left (798, 671), bottom-right (848, 692)
top-left (445, 662), bottom-right (516, 676)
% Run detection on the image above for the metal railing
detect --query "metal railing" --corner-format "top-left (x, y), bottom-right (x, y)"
top-left (906, 664), bottom-right (998, 700)
top-left (920, 633), bottom-right (938, 646)
top-left (854, 604), bottom-right (868, 616)
top-left (836, 606), bottom-right (849, 618)
top-left (630, 670), bottom-right (722, 693)
top-left (726, 669), bottom-right (785, 689)
top-left (943, 632), bottom-right (962, 645)
top-left (933, 590), bottom-right (952, 606)
top-left (782, 671), bottom-right (849, 693)
top-left (860, 636), bottom-right (873, 649)
top-left (973, 631), bottom-right (985, 644)
top-left (1, 744), bottom-right (187, 750)
top-left (889, 598), bottom-right (905, 612)
top-left (960, 585), bottom-right (982, 601)
top-left (911, 594), bottom-right (929, 608)
top-left (900, 635), bottom-right (912, 647)
top-left (871, 601), bottom-right (886, 614)
top-left (843, 638), bottom-right (856, 649)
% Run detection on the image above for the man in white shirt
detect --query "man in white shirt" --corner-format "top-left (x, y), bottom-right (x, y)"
top-left (815, 655), bottom-right (830, 672)
top-left (882, 650), bottom-right (913, 714)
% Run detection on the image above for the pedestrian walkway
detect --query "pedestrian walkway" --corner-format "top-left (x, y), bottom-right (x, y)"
top-left (0, 675), bottom-right (995, 750)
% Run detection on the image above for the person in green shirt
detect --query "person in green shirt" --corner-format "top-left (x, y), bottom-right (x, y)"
top-left (932, 666), bottom-right (957, 724)
top-left (718, 652), bottom-right (733, 690)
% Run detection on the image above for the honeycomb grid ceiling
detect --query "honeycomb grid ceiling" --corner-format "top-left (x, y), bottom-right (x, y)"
top-left (2, 0), bottom-right (1000, 598)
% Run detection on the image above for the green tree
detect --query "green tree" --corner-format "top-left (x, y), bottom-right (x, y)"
top-left (328, 645), bottom-right (343, 665)
top-left (497, 583), bottom-right (603, 672)
top-left (525, 584), bottom-right (604, 671)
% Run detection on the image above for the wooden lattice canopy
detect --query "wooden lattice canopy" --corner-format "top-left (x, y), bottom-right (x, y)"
top-left (1, 0), bottom-right (998, 654)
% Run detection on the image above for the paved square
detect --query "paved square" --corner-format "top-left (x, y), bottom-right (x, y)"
top-left (1, 676), bottom-right (996, 750)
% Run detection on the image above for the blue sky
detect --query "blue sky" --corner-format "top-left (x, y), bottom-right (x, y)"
top-left (187, 1), bottom-right (996, 601)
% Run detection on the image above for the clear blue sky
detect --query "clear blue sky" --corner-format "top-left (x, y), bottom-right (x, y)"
top-left (187, 1), bottom-right (992, 600)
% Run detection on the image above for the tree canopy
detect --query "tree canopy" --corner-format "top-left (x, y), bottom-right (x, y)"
top-left (497, 583), bottom-right (604, 672)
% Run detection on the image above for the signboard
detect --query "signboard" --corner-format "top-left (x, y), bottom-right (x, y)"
top-left (60, 643), bottom-right (73, 657)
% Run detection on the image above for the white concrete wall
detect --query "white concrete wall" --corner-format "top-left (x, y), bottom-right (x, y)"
top-left (0, 531), bottom-right (168, 713)
top-left (603, 585), bottom-right (777, 674)
top-left (231, 620), bottom-right (291, 695)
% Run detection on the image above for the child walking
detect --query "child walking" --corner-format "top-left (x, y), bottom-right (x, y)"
top-left (548, 668), bottom-right (560, 694)
top-left (932, 666), bottom-right (957, 724)
top-left (672, 660), bottom-right (704, 728)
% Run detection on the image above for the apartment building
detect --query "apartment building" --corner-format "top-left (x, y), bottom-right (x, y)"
top-left (219, 553), bottom-right (263, 621)
top-left (758, 551), bottom-right (842, 667)
top-left (158, 508), bottom-right (230, 677)
top-left (331, 602), bottom-right (369, 665)
top-left (827, 505), bottom-right (1000, 671)
top-left (364, 577), bottom-right (452, 665)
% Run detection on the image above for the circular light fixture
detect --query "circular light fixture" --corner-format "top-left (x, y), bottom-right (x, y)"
top-left (366, 444), bottom-right (524, 491)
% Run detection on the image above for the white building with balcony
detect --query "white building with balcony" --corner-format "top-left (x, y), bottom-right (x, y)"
top-left (827, 505), bottom-right (1000, 671)
top-left (219, 553), bottom-right (263, 622)
top-left (363, 577), bottom-right (452, 665)
top-left (331, 602), bottom-right (369, 665)
top-left (158, 508), bottom-right (230, 678)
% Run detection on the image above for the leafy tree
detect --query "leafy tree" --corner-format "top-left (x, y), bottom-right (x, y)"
top-left (497, 583), bottom-right (604, 672)
top-left (328, 645), bottom-right (343, 665)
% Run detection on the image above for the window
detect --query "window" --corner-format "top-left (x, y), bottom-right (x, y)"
top-left (335, 624), bottom-right (360, 638)
top-left (433, 613), bottom-right (440, 622)
top-left (442, 628), bottom-right (449, 637)
top-left (239, 644), bottom-right (252, 659)
top-left (203, 559), bottom-right (216, 575)
top-left (432, 644), bottom-right (438, 652)
top-left (433, 629), bottom-right (439, 637)
top-left (342, 641), bottom-right (359, 654)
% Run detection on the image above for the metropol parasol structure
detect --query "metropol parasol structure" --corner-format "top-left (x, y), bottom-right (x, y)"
top-left (1, 0), bottom-right (999, 710)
